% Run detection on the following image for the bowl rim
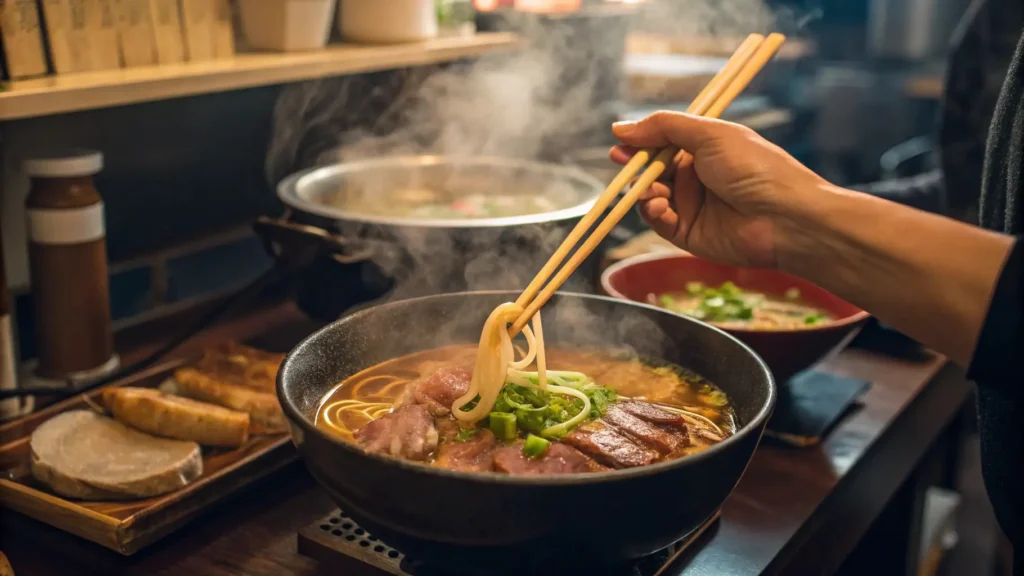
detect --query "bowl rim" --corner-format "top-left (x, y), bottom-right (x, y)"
top-left (278, 290), bottom-right (776, 487)
top-left (600, 252), bottom-right (872, 334)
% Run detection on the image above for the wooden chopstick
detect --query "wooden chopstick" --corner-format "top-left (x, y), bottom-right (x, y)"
top-left (512, 34), bottom-right (765, 315)
top-left (509, 33), bottom-right (787, 335)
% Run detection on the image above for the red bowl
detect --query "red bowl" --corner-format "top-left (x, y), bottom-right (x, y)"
top-left (601, 253), bottom-right (870, 381)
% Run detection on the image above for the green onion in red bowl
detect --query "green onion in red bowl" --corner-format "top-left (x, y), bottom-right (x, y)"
top-left (601, 253), bottom-right (870, 381)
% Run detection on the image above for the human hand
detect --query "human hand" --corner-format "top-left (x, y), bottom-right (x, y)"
top-left (610, 112), bottom-right (833, 269)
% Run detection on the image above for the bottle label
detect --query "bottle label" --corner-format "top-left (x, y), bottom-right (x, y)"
top-left (27, 203), bottom-right (105, 245)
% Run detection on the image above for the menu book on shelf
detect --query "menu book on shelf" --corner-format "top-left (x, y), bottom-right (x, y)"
top-left (85, 0), bottom-right (121, 70)
top-left (178, 0), bottom-right (212, 62)
top-left (211, 0), bottom-right (233, 58)
top-left (40, 0), bottom-right (97, 73)
top-left (115, 0), bottom-right (158, 67)
top-left (148, 0), bottom-right (184, 63)
top-left (0, 0), bottom-right (48, 78)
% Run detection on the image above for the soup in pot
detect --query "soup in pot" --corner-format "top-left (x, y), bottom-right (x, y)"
top-left (331, 187), bottom-right (562, 219)
top-left (315, 345), bottom-right (736, 475)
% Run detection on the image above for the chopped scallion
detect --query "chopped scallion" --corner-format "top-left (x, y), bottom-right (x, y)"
top-left (489, 412), bottom-right (517, 441)
top-left (522, 434), bottom-right (550, 459)
top-left (516, 407), bottom-right (547, 432)
top-left (703, 296), bottom-right (726, 309)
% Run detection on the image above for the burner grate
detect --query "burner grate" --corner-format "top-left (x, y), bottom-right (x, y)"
top-left (298, 509), bottom-right (720, 576)
top-left (302, 510), bottom-right (407, 575)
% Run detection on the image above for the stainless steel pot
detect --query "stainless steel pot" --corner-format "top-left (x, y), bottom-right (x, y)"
top-left (257, 155), bottom-right (606, 320)
top-left (277, 155), bottom-right (601, 230)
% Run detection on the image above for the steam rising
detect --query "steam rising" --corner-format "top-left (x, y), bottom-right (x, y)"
top-left (633, 0), bottom-right (808, 38)
top-left (266, 0), bottom-right (796, 179)
top-left (264, 0), bottom-right (805, 334)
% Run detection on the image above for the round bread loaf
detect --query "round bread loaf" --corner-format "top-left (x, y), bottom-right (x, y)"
top-left (30, 410), bottom-right (202, 500)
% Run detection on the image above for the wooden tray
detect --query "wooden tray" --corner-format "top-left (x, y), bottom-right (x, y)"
top-left (0, 359), bottom-right (296, 555)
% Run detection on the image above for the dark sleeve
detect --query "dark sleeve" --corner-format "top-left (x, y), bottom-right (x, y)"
top-left (851, 170), bottom-right (945, 213)
top-left (968, 237), bottom-right (1023, 385)
top-left (938, 0), bottom-right (1022, 221)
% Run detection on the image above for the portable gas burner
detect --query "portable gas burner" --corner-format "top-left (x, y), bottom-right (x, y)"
top-left (298, 508), bottom-right (721, 576)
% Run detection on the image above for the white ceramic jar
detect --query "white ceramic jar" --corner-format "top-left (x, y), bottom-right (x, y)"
top-left (339, 0), bottom-right (438, 44)
top-left (239, 0), bottom-right (337, 52)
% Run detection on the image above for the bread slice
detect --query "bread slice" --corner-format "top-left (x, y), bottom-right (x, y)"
top-left (30, 411), bottom-right (202, 500)
top-left (103, 387), bottom-right (250, 447)
top-left (173, 342), bottom-right (286, 433)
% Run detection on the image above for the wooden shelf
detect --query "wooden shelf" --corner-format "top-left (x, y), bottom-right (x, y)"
top-left (0, 33), bottom-right (520, 121)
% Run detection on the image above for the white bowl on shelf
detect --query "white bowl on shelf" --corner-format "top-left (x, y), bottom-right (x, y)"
top-left (339, 0), bottom-right (438, 44)
top-left (239, 0), bottom-right (337, 52)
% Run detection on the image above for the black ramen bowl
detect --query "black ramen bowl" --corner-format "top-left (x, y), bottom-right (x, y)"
top-left (278, 291), bottom-right (775, 574)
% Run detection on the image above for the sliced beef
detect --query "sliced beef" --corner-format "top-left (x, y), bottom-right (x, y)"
top-left (619, 400), bottom-right (687, 429)
top-left (493, 442), bottom-right (607, 475)
top-left (434, 428), bottom-right (498, 472)
top-left (435, 417), bottom-right (462, 442)
top-left (405, 366), bottom-right (473, 417)
top-left (562, 422), bottom-right (659, 469)
top-left (602, 404), bottom-right (688, 455)
top-left (354, 404), bottom-right (438, 461)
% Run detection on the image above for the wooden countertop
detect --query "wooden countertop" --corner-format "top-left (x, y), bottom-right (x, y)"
top-left (0, 305), bottom-right (969, 575)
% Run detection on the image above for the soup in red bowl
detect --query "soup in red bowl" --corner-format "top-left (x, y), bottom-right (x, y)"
top-left (601, 253), bottom-right (870, 380)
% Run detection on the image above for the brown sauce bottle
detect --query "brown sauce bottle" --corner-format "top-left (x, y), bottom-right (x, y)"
top-left (24, 151), bottom-right (115, 380)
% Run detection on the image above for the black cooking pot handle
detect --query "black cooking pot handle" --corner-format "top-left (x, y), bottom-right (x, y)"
top-left (253, 214), bottom-right (375, 268)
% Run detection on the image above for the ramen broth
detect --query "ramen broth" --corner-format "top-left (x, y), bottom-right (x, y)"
top-left (315, 345), bottom-right (736, 472)
top-left (651, 281), bottom-right (832, 330)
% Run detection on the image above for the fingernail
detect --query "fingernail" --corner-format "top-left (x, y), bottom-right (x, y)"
top-left (612, 121), bottom-right (636, 134)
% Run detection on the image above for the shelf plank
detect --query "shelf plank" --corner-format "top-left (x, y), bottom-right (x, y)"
top-left (0, 33), bottom-right (521, 121)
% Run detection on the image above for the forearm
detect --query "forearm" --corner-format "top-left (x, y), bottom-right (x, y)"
top-left (851, 170), bottom-right (945, 213)
top-left (778, 184), bottom-right (1015, 366)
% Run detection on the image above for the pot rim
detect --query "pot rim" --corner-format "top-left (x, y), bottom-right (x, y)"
top-left (277, 155), bottom-right (605, 229)
top-left (278, 290), bottom-right (776, 486)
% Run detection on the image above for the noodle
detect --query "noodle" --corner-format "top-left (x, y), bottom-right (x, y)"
top-left (317, 299), bottom-right (732, 452)
top-left (651, 404), bottom-right (725, 436)
top-left (449, 304), bottom-right (590, 436)
top-left (316, 342), bottom-right (738, 464)
top-left (318, 300), bottom-right (563, 435)
top-left (371, 379), bottom-right (412, 398)
top-left (451, 303), bottom-right (551, 424)
top-left (320, 399), bottom-right (395, 438)
top-left (349, 375), bottom-right (403, 399)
